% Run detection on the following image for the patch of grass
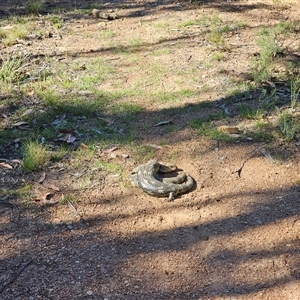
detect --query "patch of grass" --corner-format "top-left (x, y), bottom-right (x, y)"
top-left (200, 15), bottom-right (223, 27)
top-left (26, 0), bottom-right (42, 14)
top-left (114, 103), bottom-right (143, 114)
top-left (22, 141), bottom-right (49, 172)
top-left (178, 89), bottom-right (198, 98)
top-left (59, 194), bottom-right (80, 205)
top-left (168, 149), bottom-right (179, 162)
top-left (77, 175), bottom-right (93, 190)
top-left (61, 77), bottom-right (75, 89)
top-left (190, 111), bottom-right (226, 129)
top-left (101, 160), bottom-right (124, 173)
top-left (50, 147), bottom-right (68, 162)
top-left (250, 121), bottom-right (274, 142)
top-left (192, 101), bottom-right (214, 109)
top-left (180, 15), bottom-right (222, 29)
top-left (130, 144), bottom-right (156, 163)
top-left (276, 21), bottom-right (296, 34)
top-left (218, 68), bottom-right (228, 74)
top-left (71, 147), bottom-right (96, 169)
top-left (101, 29), bottom-right (116, 38)
top-left (213, 51), bottom-right (225, 61)
top-left (113, 43), bottom-right (131, 55)
top-left (152, 47), bottom-right (171, 56)
top-left (130, 38), bottom-right (143, 47)
top-left (219, 24), bottom-right (232, 34)
top-left (182, 20), bottom-right (200, 27)
top-left (56, 100), bottom-right (107, 117)
top-left (0, 24), bottom-right (29, 46)
top-left (291, 76), bottom-right (300, 108)
top-left (234, 22), bottom-right (249, 29)
top-left (194, 122), bottom-right (238, 143)
top-left (279, 112), bottom-right (298, 141)
top-left (150, 89), bottom-right (197, 104)
top-left (225, 80), bottom-right (254, 100)
top-left (17, 184), bottom-right (35, 204)
top-left (200, 85), bottom-right (211, 93)
top-left (79, 75), bottom-right (101, 89)
top-left (37, 89), bottom-right (61, 106)
top-left (49, 16), bottom-right (63, 29)
top-left (209, 28), bottom-right (226, 47)
top-left (39, 126), bottom-right (58, 141)
top-left (225, 88), bottom-right (241, 99)
top-left (238, 104), bottom-right (266, 120)
top-left (3, 184), bottom-right (34, 202)
top-left (152, 22), bottom-right (169, 28)
top-left (74, 59), bottom-right (113, 90)
top-left (0, 53), bottom-right (28, 90)
top-left (251, 22), bottom-right (294, 84)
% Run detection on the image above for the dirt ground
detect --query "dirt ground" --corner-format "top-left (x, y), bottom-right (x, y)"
top-left (1, 0), bottom-right (300, 299)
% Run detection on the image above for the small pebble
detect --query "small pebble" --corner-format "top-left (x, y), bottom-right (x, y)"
top-left (110, 153), bottom-right (117, 159)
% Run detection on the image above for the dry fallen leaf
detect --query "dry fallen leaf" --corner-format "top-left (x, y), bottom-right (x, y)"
top-left (21, 109), bottom-right (33, 117)
top-left (260, 148), bottom-right (276, 163)
top-left (52, 119), bottom-right (61, 126)
top-left (154, 120), bottom-right (173, 127)
top-left (10, 159), bottom-right (21, 164)
top-left (0, 162), bottom-right (13, 169)
top-left (104, 146), bottom-right (118, 153)
top-left (11, 121), bottom-right (29, 127)
top-left (110, 153), bottom-right (118, 159)
top-left (58, 133), bottom-right (76, 144)
top-left (38, 172), bottom-right (47, 183)
top-left (80, 143), bottom-right (89, 149)
top-left (35, 192), bottom-right (54, 201)
top-left (98, 117), bottom-right (115, 125)
top-left (43, 183), bottom-right (60, 191)
top-left (217, 126), bottom-right (240, 134)
top-left (145, 143), bottom-right (163, 150)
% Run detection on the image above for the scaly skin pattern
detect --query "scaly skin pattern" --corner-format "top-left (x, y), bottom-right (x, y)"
top-left (131, 160), bottom-right (195, 201)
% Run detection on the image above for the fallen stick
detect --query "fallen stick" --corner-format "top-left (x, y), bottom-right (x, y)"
top-left (0, 260), bottom-right (32, 294)
top-left (21, 64), bottom-right (49, 83)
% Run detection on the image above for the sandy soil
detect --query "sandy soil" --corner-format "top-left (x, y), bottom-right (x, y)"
top-left (0, 0), bottom-right (300, 299)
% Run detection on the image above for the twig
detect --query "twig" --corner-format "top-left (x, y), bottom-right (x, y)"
top-left (0, 197), bottom-right (16, 208)
top-left (21, 64), bottom-right (49, 83)
top-left (232, 158), bottom-right (250, 177)
top-left (0, 201), bottom-right (15, 207)
top-left (232, 148), bottom-right (258, 177)
top-left (260, 147), bottom-right (276, 163)
top-left (67, 199), bottom-right (82, 218)
top-left (0, 260), bottom-right (32, 294)
top-left (15, 286), bottom-right (30, 297)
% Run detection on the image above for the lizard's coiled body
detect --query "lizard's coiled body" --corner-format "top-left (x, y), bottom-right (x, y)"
top-left (131, 160), bottom-right (194, 201)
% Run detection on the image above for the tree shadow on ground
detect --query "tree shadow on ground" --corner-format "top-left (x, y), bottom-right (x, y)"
top-left (0, 183), bottom-right (299, 298)
top-left (0, 0), bottom-right (281, 21)
top-left (1, 1), bottom-right (300, 298)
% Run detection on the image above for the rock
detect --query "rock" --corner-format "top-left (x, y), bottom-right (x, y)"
top-left (92, 9), bottom-right (101, 18)
top-left (92, 9), bottom-right (118, 20)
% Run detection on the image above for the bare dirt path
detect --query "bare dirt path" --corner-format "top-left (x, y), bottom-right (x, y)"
top-left (1, 0), bottom-right (300, 299)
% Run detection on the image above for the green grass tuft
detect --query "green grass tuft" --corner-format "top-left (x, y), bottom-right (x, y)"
top-left (22, 141), bottom-right (49, 172)
top-left (279, 112), bottom-right (299, 141)
top-left (26, 0), bottom-right (42, 14)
